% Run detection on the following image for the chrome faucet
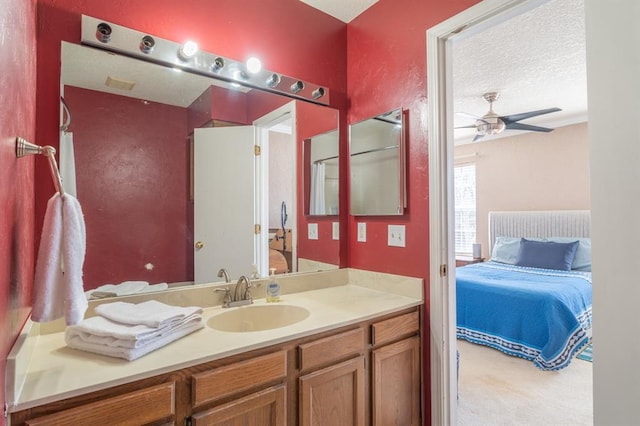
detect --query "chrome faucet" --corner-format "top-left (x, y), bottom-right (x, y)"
top-left (215, 275), bottom-right (253, 308)
top-left (233, 275), bottom-right (253, 304)
top-left (217, 268), bottom-right (231, 283)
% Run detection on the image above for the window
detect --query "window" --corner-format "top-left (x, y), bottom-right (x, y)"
top-left (454, 164), bottom-right (476, 255)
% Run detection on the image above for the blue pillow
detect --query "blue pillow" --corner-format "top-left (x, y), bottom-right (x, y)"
top-left (515, 238), bottom-right (579, 271)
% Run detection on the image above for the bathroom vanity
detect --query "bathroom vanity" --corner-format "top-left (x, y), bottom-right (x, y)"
top-left (7, 269), bottom-right (423, 425)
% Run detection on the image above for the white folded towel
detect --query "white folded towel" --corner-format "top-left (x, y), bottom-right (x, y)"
top-left (32, 193), bottom-right (88, 325)
top-left (95, 300), bottom-right (203, 328)
top-left (140, 282), bottom-right (169, 293)
top-left (65, 320), bottom-right (204, 361)
top-left (65, 314), bottom-right (203, 348)
top-left (86, 281), bottom-right (149, 299)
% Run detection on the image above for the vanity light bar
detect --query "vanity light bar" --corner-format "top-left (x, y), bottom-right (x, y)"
top-left (80, 15), bottom-right (330, 105)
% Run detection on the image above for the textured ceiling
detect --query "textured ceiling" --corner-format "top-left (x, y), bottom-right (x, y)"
top-left (453, 0), bottom-right (587, 143)
top-left (298, 0), bottom-right (379, 23)
top-left (302, 0), bottom-right (587, 143)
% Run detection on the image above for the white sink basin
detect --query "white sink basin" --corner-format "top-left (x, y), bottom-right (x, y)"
top-left (207, 304), bottom-right (310, 332)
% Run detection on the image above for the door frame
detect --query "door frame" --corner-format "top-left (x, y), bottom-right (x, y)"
top-left (426, 0), bottom-right (551, 423)
top-left (253, 101), bottom-right (297, 277)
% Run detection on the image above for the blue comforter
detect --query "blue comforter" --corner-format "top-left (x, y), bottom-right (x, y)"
top-left (456, 261), bottom-right (592, 370)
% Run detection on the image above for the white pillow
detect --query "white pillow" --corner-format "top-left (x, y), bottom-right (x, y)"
top-left (490, 237), bottom-right (521, 264)
top-left (490, 236), bottom-right (591, 271)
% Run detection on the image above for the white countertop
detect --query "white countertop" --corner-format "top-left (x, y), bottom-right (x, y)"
top-left (7, 270), bottom-right (423, 413)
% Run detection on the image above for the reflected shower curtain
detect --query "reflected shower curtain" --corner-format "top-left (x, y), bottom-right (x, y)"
top-left (60, 131), bottom-right (77, 197)
top-left (309, 162), bottom-right (326, 215)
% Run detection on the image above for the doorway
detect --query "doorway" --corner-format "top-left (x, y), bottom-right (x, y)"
top-left (427, 0), bottom-right (589, 423)
top-left (254, 102), bottom-right (297, 277)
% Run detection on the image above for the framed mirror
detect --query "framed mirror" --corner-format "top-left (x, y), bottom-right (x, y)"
top-left (303, 129), bottom-right (339, 216)
top-left (349, 108), bottom-right (406, 216)
top-left (60, 41), bottom-right (340, 296)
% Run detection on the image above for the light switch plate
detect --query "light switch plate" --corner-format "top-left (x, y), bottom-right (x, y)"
top-left (332, 222), bottom-right (340, 240)
top-left (388, 224), bottom-right (406, 247)
top-left (308, 223), bottom-right (319, 240)
top-left (357, 222), bottom-right (367, 242)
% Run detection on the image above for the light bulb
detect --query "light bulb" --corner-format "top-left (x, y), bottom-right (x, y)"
top-left (246, 57), bottom-right (262, 74)
top-left (178, 41), bottom-right (198, 60)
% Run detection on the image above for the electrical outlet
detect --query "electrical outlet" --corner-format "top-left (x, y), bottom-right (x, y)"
top-left (388, 224), bottom-right (406, 247)
top-left (332, 222), bottom-right (340, 240)
top-left (357, 222), bottom-right (367, 242)
top-left (308, 223), bottom-right (319, 240)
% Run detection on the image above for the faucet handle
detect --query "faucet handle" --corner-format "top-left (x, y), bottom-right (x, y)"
top-left (214, 287), bottom-right (232, 306)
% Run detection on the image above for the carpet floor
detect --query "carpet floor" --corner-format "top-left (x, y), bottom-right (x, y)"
top-left (457, 339), bottom-right (593, 426)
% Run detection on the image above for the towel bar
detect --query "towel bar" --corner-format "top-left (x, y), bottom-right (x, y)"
top-left (15, 136), bottom-right (65, 197)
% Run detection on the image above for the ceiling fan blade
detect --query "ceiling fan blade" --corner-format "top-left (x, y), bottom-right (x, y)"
top-left (501, 107), bottom-right (561, 124)
top-left (456, 112), bottom-right (482, 120)
top-left (472, 133), bottom-right (484, 142)
top-left (505, 122), bottom-right (554, 132)
top-left (455, 124), bottom-right (477, 129)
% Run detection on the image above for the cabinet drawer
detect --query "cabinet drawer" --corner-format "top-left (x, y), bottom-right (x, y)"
top-left (25, 382), bottom-right (175, 426)
top-left (192, 350), bottom-right (287, 407)
top-left (192, 385), bottom-right (286, 426)
top-left (298, 328), bottom-right (365, 371)
top-left (371, 310), bottom-right (419, 346)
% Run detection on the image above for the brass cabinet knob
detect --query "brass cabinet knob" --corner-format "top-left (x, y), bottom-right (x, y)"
top-left (195, 241), bottom-right (204, 250)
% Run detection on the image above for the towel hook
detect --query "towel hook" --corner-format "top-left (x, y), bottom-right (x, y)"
top-left (16, 137), bottom-right (65, 197)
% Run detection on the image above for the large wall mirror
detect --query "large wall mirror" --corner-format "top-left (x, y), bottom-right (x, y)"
top-left (349, 108), bottom-right (406, 216)
top-left (60, 41), bottom-right (340, 297)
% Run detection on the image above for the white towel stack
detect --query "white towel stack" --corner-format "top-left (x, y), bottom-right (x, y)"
top-left (85, 281), bottom-right (169, 299)
top-left (65, 300), bottom-right (204, 361)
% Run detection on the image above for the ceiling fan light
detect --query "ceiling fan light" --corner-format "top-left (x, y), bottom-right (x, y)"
top-left (477, 119), bottom-right (505, 136)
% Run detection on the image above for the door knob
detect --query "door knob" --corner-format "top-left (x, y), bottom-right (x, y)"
top-left (195, 241), bottom-right (204, 249)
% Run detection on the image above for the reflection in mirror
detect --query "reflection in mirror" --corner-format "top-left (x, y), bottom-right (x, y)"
top-left (304, 129), bottom-right (339, 216)
top-left (60, 41), bottom-right (340, 298)
top-left (349, 108), bottom-right (406, 216)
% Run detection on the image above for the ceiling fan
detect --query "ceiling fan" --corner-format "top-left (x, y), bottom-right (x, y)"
top-left (456, 92), bottom-right (561, 142)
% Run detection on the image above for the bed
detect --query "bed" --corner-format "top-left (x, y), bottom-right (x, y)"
top-left (456, 211), bottom-right (592, 370)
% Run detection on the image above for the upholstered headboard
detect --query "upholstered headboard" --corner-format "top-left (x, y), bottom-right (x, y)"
top-left (488, 210), bottom-right (591, 252)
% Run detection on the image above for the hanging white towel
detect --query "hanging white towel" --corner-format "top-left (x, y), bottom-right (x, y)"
top-left (59, 131), bottom-right (77, 197)
top-left (32, 193), bottom-right (88, 325)
top-left (95, 300), bottom-right (203, 328)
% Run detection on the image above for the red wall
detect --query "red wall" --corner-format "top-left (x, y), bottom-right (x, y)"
top-left (347, 0), bottom-right (479, 421)
top-left (0, 0), bottom-right (37, 423)
top-left (64, 86), bottom-right (191, 289)
top-left (347, 0), bottom-right (478, 277)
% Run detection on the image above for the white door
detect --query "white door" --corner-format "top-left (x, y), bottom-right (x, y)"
top-left (194, 126), bottom-right (257, 284)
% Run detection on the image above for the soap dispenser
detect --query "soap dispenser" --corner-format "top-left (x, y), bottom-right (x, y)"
top-left (266, 268), bottom-right (281, 303)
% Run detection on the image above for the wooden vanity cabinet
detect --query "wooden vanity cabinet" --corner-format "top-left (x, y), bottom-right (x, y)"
top-left (371, 311), bottom-right (422, 426)
top-left (10, 307), bottom-right (421, 426)
top-left (298, 328), bottom-right (367, 426)
top-left (190, 350), bottom-right (288, 426)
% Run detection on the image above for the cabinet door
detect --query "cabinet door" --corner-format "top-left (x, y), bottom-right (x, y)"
top-left (299, 357), bottom-right (365, 426)
top-left (191, 384), bottom-right (286, 426)
top-left (372, 336), bottom-right (421, 426)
